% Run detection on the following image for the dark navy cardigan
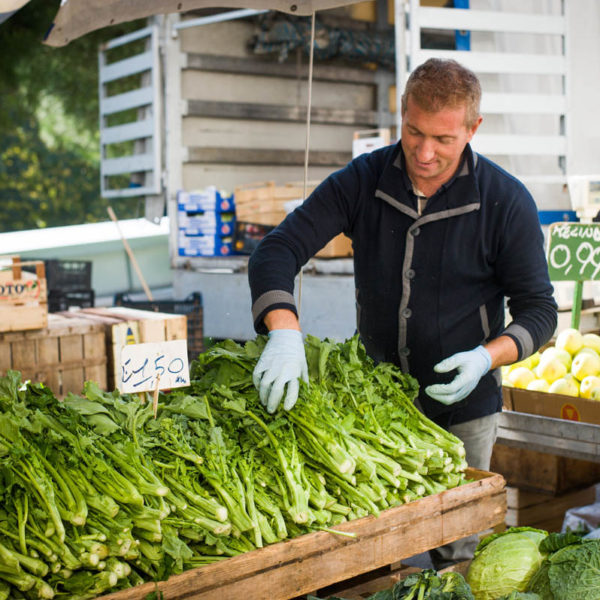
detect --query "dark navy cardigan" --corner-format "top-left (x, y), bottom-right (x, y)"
top-left (248, 142), bottom-right (557, 427)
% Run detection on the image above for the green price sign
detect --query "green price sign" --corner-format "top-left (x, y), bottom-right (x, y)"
top-left (547, 222), bottom-right (600, 281)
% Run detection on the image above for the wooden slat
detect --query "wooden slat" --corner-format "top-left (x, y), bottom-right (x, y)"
top-left (416, 49), bottom-right (566, 75)
top-left (98, 470), bottom-right (506, 600)
top-left (481, 93), bottom-right (566, 115)
top-left (419, 7), bottom-right (566, 35)
top-left (184, 53), bottom-right (378, 84)
top-left (185, 99), bottom-right (378, 126)
top-left (186, 146), bottom-right (351, 166)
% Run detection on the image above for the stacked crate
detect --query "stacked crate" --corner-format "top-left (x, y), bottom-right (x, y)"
top-left (0, 313), bottom-right (107, 397)
top-left (233, 180), bottom-right (353, 258)
top-left (490, 443), bottom-right (600, 531)
top-left (0, 257), bottom-right (48, 332)
top-left (45, 259), bottom-right (94, 312)
top-left (177, 187), bottom-right (236, 257)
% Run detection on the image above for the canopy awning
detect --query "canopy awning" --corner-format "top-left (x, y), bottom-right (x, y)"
top-left (0, 0), bottom-right (30, 25)
top-left (44, 0), bottom-right (365, 47)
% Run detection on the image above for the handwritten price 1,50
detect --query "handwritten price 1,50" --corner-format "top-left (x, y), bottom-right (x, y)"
top-left (117, 340), bottom-right (190, 394)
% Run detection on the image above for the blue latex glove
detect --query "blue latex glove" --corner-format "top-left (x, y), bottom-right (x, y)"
top-left (253, 329), bottom-right (309, 413)
top-left (425, 345), bottom-right (492, 405)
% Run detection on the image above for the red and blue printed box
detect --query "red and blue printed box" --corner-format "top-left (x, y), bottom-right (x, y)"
top-left (177, 187), bottom-right (235, 213)
top-left (177, 233), bottom-right (234, 257)
top-left (178, 210), bottom-right (236, 237)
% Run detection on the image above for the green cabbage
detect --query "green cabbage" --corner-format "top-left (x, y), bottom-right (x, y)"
top-left (466, 528), bottom-right (548, 600)
top-left (528, 539), bottom-right (600, 600)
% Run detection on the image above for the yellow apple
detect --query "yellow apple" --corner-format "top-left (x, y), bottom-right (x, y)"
top-left (571, 350), bottom-right (600, 381)
top-left (549, 375), bottom-right (579, 397)
top-left (555, 328), bottom-right (584, 356)
top-left (576, 347), bottom-right (600, 357)
top-left (582, 333), bottom-right (600, 354)
top-left (535, 357), bottom-right (567, 384)
top-left (540, 347), bottom-right (572, 370)
top-left (526, 379), bottom-right (550, 392)
top-left (506, 352), bottom-right (540, 373)
top-left (506, 366), bottom-right (536, 389)
top-left (579, 375), bottom-right (600, 399)
top-left (591, 388), bottom-right (600, 402)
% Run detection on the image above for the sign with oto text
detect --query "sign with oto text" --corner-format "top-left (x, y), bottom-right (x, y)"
top-left (118, 339), bottom-right (189, 394)
top-left (547, 222), bottom-right (600, 281)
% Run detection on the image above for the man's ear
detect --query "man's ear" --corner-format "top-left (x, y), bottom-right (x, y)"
top-left (467, 115), bottom-right (483, 142)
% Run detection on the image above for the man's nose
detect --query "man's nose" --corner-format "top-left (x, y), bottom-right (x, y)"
top-left (416, 138), bottom-right (435, 161)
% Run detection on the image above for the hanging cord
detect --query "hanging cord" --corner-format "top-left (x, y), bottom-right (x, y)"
top-left (297, 11), bottom-right (316, 321)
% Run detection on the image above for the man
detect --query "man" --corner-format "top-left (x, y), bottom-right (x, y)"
top-left (248, 58), bottom-right (557, 565)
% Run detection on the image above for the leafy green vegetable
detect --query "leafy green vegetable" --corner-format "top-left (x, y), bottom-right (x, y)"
top-left (466, 528), bottom-right (548, 600)
top-left (497, 593), bottom-right (541, 600)
top-left (309, 570), bottom-right (474, 600)
top-left (0, 334), bottom-right (468, 598)
top-left (528, 539), bottom-right (600, 600)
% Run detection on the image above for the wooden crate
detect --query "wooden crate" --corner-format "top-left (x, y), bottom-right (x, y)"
top-left (97, 469), bottom-right (505, 600)
top-left (0, 313), bottom-right (106, 397)
top-left (234, 180), bottom-right (353, 258)
top-left (505, 484), bottom-right (598, 532)
top-left (0, 257), bottom-right (48, 332)
top-left (490, 443), bottom-right (600, 495)
top-left (59, 307), bottom-right (187, 390)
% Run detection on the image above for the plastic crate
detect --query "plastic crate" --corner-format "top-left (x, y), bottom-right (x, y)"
top-left (48, 289), bottom-right (95, 312)
top-left (113, 292), bottom-right (204, 361)
top-left (45, 260), bottom-right (92, 291)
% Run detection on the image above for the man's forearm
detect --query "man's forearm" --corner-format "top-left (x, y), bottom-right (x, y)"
top-left (484, 335), bottom-right (519, 369)
top-left (264, 309), bottom-right (301, 331)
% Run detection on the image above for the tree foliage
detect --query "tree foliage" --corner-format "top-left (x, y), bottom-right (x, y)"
top-left (0, 0), bottom-right (145, 232)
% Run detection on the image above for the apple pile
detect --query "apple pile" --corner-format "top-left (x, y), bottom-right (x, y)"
top-left (502, 329), bottom-right (600, 400)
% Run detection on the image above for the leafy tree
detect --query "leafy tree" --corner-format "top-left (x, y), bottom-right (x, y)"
top-left (0, 0), bottom-right (146, 232)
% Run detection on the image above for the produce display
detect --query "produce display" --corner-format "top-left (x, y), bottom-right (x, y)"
top-left (312, 528), bottom-right (600, 600)
top-left (0, 334), bottom-right (468, 599)
top-left (465, 528), bottom-right (600, 600)
top-left (502, 328), bottom-right (600, 399)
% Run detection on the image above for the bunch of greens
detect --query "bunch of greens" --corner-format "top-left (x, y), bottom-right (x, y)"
top-left (0, 334), bottom-right (468, 599)
top-left (309, 569), bottom-right (474, 599)
top-left (527, 533), bottom-right (600, 599)
top-left (466, 527), bottom-right (548, 600)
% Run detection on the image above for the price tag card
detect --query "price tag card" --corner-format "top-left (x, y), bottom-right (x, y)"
top-left (547, 222), bottom-right (600, 281)
top-left (118, 339), bottom-right (190, 394)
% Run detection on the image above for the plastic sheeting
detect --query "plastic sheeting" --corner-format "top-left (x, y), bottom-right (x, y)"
top-left (251, 15), bottom-right (395, 67)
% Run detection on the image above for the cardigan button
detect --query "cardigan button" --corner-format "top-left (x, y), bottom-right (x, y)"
top-left (411, 227), bottom-right (421, 236)
top-left (399, 347), bottom-right (411, 356)
top-left (402, 308), bottom-right (412, 318)
top-left (405, 269), bottom-right (415, 280)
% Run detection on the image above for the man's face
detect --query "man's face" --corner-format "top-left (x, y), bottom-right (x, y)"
top-left (401, 95), bottom-right (482, 192)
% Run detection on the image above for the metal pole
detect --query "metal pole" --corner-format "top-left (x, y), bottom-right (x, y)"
top-left (394, 0), bottom-right (406, 136)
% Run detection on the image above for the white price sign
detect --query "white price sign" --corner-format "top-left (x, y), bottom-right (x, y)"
top-left (118, 339), bottom-right (190, 394)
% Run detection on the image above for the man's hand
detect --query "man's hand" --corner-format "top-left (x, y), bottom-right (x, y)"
top-left (425, 345), bottom-right (492, 405)
top-left (253, 329), bottom-right (308, 413)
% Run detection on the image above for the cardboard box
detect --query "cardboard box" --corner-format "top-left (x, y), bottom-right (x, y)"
top-left (178, 210), bottom-right (236, 236)
top-left (0, 258), bottom-right (48, 332)
top-left (178, 233), bottom-right (234, 257)
top-left (504, 385), bottom-right (600, 425)
top-left (177, 187), bottom-right (235, 213)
